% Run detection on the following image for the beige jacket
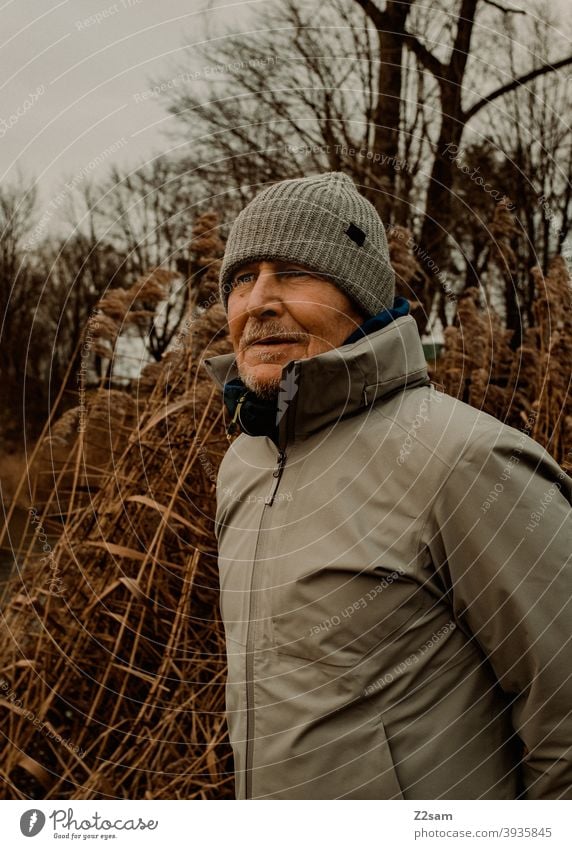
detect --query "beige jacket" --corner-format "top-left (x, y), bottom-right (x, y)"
top-left (204, 314), bottom-right (572, 800)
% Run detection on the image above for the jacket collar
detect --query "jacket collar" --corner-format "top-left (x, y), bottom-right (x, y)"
top-left (203, 306), bottom-right (430, 449)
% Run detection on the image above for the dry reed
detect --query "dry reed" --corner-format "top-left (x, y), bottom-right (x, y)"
top-left (0, 215), bottom-right (233, 799)
top-left (0, 203), bottom-right (570, 801)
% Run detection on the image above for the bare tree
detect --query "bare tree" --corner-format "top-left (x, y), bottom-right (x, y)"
top-left (159, 0), bottom-right (572, 330)
top-left (400, 0), bottom-right (572, 317)
top-left (164, 1), bottom-right (391, 203)
top-left (0, 179), bottom-right (46, 443)
top-left (484, 8), bottom-right (572, 311)
top-left (91, 157), bottom-right (210, 362)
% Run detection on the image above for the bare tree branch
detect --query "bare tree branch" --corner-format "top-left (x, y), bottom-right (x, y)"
top-left (352, 0), bottom-right (384, 28)
top-left (401, 31), bottom-right (445, 81)
top-left (482, 0), bottom-right (526, 14)
top-left (464, 54), bottom-right (572, 122)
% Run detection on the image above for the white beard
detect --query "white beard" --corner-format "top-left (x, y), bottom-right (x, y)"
top-left (238, 368), bottom-right (281, 400)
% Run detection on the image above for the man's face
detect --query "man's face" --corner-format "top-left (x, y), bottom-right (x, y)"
top-left (226, 260), bottom-right (366, 398)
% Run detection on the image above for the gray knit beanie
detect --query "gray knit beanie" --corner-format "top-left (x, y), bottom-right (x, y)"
top-left (219, 171), bottom-right (395, 317)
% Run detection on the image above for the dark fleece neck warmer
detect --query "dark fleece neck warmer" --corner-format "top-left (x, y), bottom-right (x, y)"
top-left (223, 296), bottom-right (410, 443)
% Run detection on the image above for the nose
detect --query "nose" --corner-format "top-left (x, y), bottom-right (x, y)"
top-left (245, 264), bottom-right (285, 319)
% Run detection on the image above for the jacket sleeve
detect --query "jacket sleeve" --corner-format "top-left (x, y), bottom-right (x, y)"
top-left (430, 424), bottom-right (572, 799)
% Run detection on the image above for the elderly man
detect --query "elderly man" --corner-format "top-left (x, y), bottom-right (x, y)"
top-left (203, 171), bottom-right (572, 800)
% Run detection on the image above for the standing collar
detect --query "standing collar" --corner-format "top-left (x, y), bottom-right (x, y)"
top-left (203, 303), bottom-right (429, 448)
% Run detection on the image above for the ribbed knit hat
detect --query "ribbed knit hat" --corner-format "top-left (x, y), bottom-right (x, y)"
top-left (219, 171), bottom-right (395, 317)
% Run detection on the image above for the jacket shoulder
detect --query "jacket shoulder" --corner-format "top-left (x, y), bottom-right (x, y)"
top-left (372, 384), bottom-right (553, 474)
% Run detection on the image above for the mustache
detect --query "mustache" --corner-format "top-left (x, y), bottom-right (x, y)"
top-left (239, 320), bottom-right (309, 351)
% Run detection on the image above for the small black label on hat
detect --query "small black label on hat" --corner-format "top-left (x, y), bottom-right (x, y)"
top-left (345, 222), bottom-right (366, 246)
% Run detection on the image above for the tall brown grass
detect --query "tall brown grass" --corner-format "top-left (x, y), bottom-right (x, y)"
top-left (0, 216), bottom-right (233, 799)
top-left (0, 205), bottom-right (569, 799)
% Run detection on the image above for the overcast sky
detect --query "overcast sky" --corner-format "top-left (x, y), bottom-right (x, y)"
top-left (2, 0), bottom-right (570, 223)
top-left (1, 0), bottom-right (257, 205)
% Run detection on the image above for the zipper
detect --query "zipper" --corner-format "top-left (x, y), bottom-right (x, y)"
top-left (226, 392), bottom-right (248, 440)
top-left (264, 449), bottom-right (287, 506)
top-left (244, 445), bottom-right (288, 798)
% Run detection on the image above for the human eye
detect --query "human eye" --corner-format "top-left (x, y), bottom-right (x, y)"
top-left (232, 270), bottom-right (255, 288)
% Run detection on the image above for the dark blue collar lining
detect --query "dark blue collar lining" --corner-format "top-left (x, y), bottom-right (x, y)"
top-left (342, 296), bottom-right (410, 344)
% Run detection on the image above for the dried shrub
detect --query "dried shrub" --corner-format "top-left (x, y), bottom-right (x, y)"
top-left (436, 256), bottom-right (572, 471)
top-left (387, 225), bottom-right (426, 318)
top-left (1, 200), bottom-right (569, 803)
top-left (0, 213), bottom-right (233, 800)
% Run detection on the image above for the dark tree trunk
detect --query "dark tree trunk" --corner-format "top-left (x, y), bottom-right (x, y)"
top-left (417, 0), bottom-right (479, 326)
top-left (354, 1), bottom-right (414, 223)
top-left (368, 1), bottom-right (412, 222)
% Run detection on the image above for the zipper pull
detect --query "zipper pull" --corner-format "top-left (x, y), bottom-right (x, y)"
top-left (226, 392), bottom-right (248, 440)
top-left (265, 449), bottom-right (287, 506)
top-left (273, 449), bottom-right (287, 477)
